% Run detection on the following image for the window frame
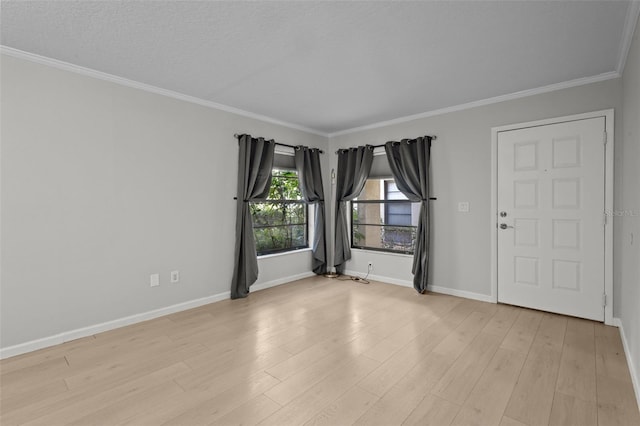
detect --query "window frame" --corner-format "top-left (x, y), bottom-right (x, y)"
top-left (350, 179), bottom-right (418, 255)
top-left (251, 169), bottom-right (309, 256)
top-left (383, 181), bottom-right (413, 227)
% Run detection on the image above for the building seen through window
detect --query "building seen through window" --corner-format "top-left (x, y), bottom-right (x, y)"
top-left (351, 179), bottom-right (419, 254)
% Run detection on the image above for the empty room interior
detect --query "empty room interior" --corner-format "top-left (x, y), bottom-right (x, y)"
top-left (2, 1), bottom-right (640, 425)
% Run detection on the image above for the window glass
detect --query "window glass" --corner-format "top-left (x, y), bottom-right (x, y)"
top-left (251, 169), bottom-right (308, 255)
top-left (352, 179), bottom-right (418, 254)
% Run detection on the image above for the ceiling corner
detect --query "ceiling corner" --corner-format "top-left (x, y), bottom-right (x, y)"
top-left (617, 1), bottom-right (640, 74)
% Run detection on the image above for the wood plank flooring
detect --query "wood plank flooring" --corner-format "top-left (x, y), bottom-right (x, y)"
top-left (1, 276), bottom-right (638, 425)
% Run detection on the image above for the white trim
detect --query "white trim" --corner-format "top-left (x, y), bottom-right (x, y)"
top-left (490, 109), bottom-right (615, 325)
top-left (617, 1), bottom-right (640, 74)
top-left (0, 292), bottom-right (228, 359)
top-left (344, 270), bottom-right (413, 289)
top-left (351, 247), bottom-right (413, 259)
top-left (0, 272), bottom-right (315, 360)
top-left (613, 317), bottom-right (640, 411)
top-left (491, 125), bottom-right (499, 305)
top-left (328, 73), bottom-right (620, 137)
top-left (343, 270), bottom-right (494, 303)
top-left (257, 248), bottom-right (312, 260)
top-left (603, 111), bottom-right (615, 326)
top-left (0, 46), bottom-right (327, 137)
top-left (251, 271), bottom-right (315, 292)
top-left (1, 46), bottom-right (624, 140)
top-left (426, 284), bottom-right (494, 303)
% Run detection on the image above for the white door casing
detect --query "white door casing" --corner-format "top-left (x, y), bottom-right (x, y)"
top-left (492, 111), bottom-right (613, 322)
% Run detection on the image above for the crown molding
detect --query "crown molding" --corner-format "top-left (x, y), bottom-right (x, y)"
top-left (1, 44), bottom-right (624, 141)
top-left (0, 45), bottom-right (328, 137)
top-left (327, 71), bottom-right (620, 137)
top-left (617, 1), bottom-right (640, 74)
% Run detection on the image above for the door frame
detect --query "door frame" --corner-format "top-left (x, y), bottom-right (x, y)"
top-left (490, 109), bottom-right (614, 325)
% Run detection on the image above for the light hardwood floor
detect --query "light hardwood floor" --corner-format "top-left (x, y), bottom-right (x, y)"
top-left (1, 276), bottom-right (638, 425)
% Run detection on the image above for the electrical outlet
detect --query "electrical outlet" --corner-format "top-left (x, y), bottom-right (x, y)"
top-left (458, 201), bottom-right (470, 213)
top-left (170, 270), bottom-right (180, 283)
top-left (368, 261), bottom-right (373, 272)
top-left (150, 273), bottom-right (160, 287)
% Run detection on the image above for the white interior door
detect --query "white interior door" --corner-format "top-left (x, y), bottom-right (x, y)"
top-left (497, 117), bottom-right (606, 321)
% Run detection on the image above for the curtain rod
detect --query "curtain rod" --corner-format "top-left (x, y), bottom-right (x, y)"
top-left (234, 133), bottom-right (324, 154)
top-left (369, 134), bottom-right (436, 149)
top-left (335, 134), bottom-right (437, 154)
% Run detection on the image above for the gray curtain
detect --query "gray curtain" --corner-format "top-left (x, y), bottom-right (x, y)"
top-left (385, 137), bottom-right (432, 293)
top-left (334, 146), bottom-right (374, 274)
top-left (295, 147), bottom-right (327, 274)
top-left (230, 135), bottom-right (275, 299)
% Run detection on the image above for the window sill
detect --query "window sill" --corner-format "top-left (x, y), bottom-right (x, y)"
top-left (257, 247), bottom-right (313, 260)
top-left (351, 248), bottom-right (414, 258)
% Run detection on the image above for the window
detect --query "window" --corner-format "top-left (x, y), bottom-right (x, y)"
top-left (351, 179), bottom-right (419, 254)
top-left (251, 169), bottom-right (308, 255)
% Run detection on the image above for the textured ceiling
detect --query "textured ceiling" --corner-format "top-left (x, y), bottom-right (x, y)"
top-left (0, 1), bottom-right (634, 134)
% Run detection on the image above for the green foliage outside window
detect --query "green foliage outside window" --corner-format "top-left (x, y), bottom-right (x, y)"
top-left (251, 170), bottom-right (308, 255)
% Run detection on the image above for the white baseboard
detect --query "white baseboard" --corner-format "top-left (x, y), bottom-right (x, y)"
top-left (0, 291), bottom-right (230, 360)
top-left (613, 317), bottom-right (640, 411)
top-left (0, 272), bottom-right (315, 360)
top-left (343, 270), bottom-right (494, 303)
top-left (344, 270), bottom-right (413, 289)
top-left (426, 284), bottom-right (495, 303)
top-left (251, 271), bottom-right (316, 293)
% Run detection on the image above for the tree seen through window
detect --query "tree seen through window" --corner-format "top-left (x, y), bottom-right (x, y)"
top-left (250, 169), bottom-right (308, 255)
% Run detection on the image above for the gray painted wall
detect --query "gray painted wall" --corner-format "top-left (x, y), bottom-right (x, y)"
top-left (0, 55), bottom-right (327, 348)
top-left (329, 79), bottom-right (623, 303)
top-left (2, 43), bottom-right (637, 392)
top-left (620, 13), bottom-right (640, 391)
top-left (329, 70), bottom-right (640, 389)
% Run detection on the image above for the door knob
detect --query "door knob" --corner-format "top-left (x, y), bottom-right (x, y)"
top-left (500, 223), bottom-right (514, 229)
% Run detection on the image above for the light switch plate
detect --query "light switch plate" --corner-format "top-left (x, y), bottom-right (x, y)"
top-left (150, 273), bottom-right (160, 287)
top-left (458, 202), bottom-right (470, 213)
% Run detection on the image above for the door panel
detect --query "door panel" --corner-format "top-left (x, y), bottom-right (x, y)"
top-left (497, 117), bottom-right (605, 321)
